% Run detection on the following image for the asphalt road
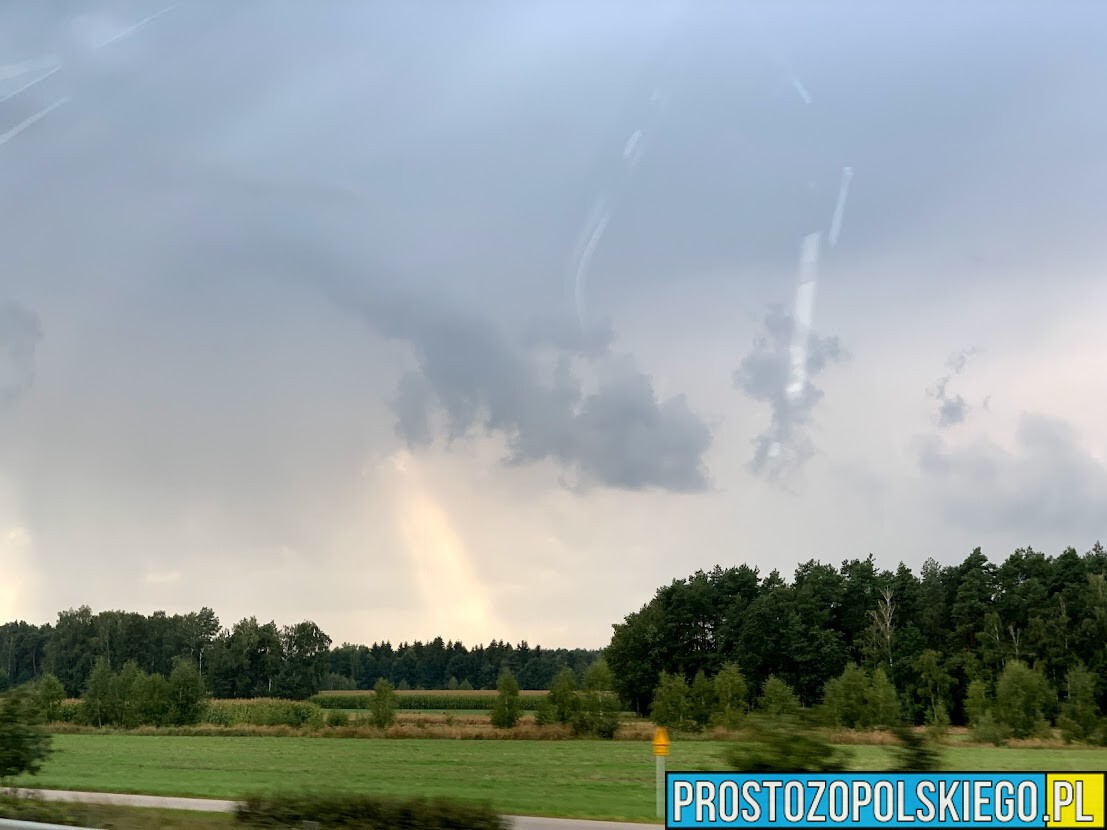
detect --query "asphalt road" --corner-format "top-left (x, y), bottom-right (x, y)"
top-left (4, 788), bottom-right (658, 830)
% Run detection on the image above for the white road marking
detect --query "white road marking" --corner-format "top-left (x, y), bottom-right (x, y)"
top-left (0, 67), bottom-right (61, 105)
top-left (97, 3), bottom-right (180, 49)
top-left (0, 98), bottom-right (69, 148)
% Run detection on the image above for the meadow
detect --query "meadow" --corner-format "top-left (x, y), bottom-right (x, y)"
top-left (16, 734), bottom-right (1107, 823)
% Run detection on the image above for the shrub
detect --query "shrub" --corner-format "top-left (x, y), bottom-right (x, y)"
top-left (1058, 664), bottom-right (1100, 744)
top-left (570, 691), bottom-right (621, 739)
top-left (490, 671), bottom-right (522, 729)
top-left (758, 676), bottom-right (802, 719)
top-left (533, 696), bottom-right (557, 726)
top-left (369, 680), bottom-right (397, 729)
top-left (651, 672), bottom-right (695, 731)
top-left (723, 714), bottom-right (851, 772)
top-left (0, 688), bottom-right (54, 783)
top-left (235, 792), bottom-right (507, 830)
top-left (689, 670), bottom-right (717, 730)
top-left (863, 668), bottom-right (902, 729)
top-left (33, 674), bottom-right (66, 723)
top-left (890, 725), bottom-right (942, 771)
top-left (326, 710), bottom-right (349, 728)
top-left (203, 699), bottom-right (325, 728)
top-left (821, 664), bottom-right (868, 728)
top-left (548, 669), bottom-right (579, 725)
top-left (711, 663), bottom-right (748, 729)
top-left (994, 661), bottom-right (1055, 739)
top-left (168, 659), bottom-right (208, 726)
top-left (972, 711), bottom-right (1011, 746)
top-left (0, 793), bottom-right (93, 826)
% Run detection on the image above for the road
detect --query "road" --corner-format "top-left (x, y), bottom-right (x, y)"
top-left (4, 788), bottom-right (657, 830)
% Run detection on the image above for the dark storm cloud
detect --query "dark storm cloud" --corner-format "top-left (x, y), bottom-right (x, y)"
top-left (733, 305), bottom-right (848, 479)
top-left (0, 300), bottom-right (43, 407)
top-left (914, 414), bottom-right (1107, 536)
top-left (928, 347), bottom-right (978, 429)
top-left (333, 278), bottom-right (712, 493)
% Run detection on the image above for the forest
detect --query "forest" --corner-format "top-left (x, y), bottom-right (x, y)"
top-left (605, 544), bottom-right (1107, 726)
top-left (5, 543), bottom-right (1104, 732)
top-left (0, 607), bottom-right (599, 699)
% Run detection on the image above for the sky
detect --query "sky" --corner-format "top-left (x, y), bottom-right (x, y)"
top-left (0, 0), bottom-right (1105, 649)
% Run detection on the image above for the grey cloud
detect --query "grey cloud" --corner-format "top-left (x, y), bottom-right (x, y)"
top-left (0, 300), bottom-right (43, 407)
top-left (331, 278), bottom-right (713, 493)
top-left (913, 414), bottom-right (1107, 536)
top-left (929, 348), bottom-right (979, 429)
top-left (733, 305), bottom-right (848, 479)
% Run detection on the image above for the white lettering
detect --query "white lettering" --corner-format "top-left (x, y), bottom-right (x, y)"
top-left (741, 782), bottom-right (762, 823)
top-left (828, 781), bottom-right (850, 823)
top-left (916, 781), bottom-right (936, 822)
top-left (1077, 781), bottom-right (1093, 822)
top-left (852, 781), bottom-right (873, 823)
top-left (807, 780), bottom-right (827, 823)
top-left (1017, 782), bottom-right (1038, 823)
top-left (939, 781), bottom-right (960, 823)
top-left (973, 780), bottom-right (992, 823)
top-left (784, 782), bottom-right (804, 823)
top-left (897, 782), bottom-right (915, 823)
top-left (718, 781), bottom-right (740, 823)
top-left (1054, 782), bottom-right (1075, 823)
top-left (994, 781), bottom-right (1015, 823)
top-left (763, 781), bottom-right (782, 823)
top-left (696, 781), bottom-right (716, 823)
top-left (673, 781), bottom-right (694, 822)
top-left (873, 781), bottom-right (894, 823)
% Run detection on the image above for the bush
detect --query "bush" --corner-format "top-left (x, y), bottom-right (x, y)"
top-left (533, 696), bottom-right (557, 726)
top-left (723, 714), bottom-right (851, 772)
top-left (689, 670), bottom-right (717, 730)
top-left (1058, 664), bottom-right (1100, 744)
top-left (651, 672), bottom-right (695, 731)
top-left (490, 671), bottom-right (522, 729)
top-left (758, 676), bottom-right (802, 719)
top-left (548, 669), bottom-right (579, 725)
top-left (326, 710), bottom-right (349, 728)
top-left (890, 726), bottom-right (943, 771)
top-left (972, 711), bottom-right (1011, 746)
top-left (235, 792), bottom-right (507, 830)
top-left (168, 659), bottom-right (208, 726)
top-left (33, 674), bottom-right (66, 723)
top-left (0, 688), bottom-right (54, 782)
top-left (570, 691), bottom-right (621, 739)
top-left (204, 699), bottom-right (325, 728)
top-left (711, 663), bottom-right (748, 729)
top-left (994, 661), bottom-right (1055, 739)
top-left (369, 680), bottom-right (397, 729)
top-left (0, 793), bottom-right (94, 826)
top-left (864, 668), bottom-right (901, 729)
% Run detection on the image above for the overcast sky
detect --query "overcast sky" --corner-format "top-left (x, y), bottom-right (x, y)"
top-left (1, 0), bottom-right (1105, 648)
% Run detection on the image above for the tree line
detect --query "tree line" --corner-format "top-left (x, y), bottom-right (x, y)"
top-left (0, 606), bottom-right (599, 699)
top-left (605, 544), bottom-right (1107, 729)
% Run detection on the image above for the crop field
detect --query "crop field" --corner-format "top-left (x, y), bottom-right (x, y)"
top-left (311, 691), bottom-right (548, 710)
top-left (17, 735), bottom-right (1107, 823)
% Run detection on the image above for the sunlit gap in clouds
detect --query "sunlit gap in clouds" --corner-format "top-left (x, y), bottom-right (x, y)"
top-left (0, 477), bottom-right (36, 620)
top-left (384, 449), bottom-right (502, 643)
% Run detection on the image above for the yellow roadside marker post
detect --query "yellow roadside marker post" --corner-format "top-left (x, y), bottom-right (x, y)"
top-left (653, 726), bottom-right (670, 819)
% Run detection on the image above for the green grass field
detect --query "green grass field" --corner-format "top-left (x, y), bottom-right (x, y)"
top-left (15, 735), bottom-right (1107, 823)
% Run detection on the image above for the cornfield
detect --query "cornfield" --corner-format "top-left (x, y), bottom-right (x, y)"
top-left (311, 692), bottom-right (550, 711)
